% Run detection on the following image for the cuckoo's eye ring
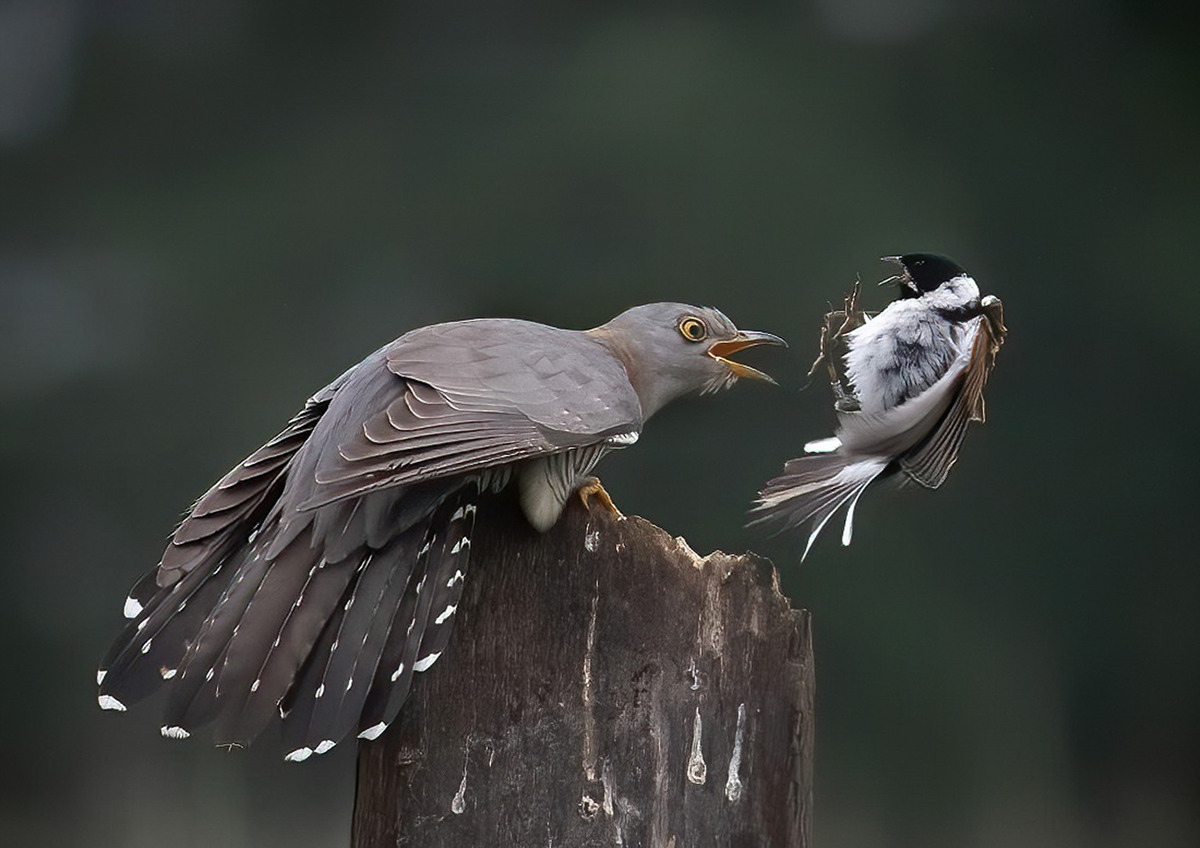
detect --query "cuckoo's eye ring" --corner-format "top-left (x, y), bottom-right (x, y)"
top-left (678, 317), bottom-right (708, 342)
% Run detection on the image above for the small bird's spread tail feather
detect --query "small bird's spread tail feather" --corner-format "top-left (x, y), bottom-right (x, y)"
top-left (750, 453), bottom-right (889, 559)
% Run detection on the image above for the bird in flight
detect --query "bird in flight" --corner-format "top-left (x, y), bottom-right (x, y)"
top-left (751, 254), bottom-right (1006, 559)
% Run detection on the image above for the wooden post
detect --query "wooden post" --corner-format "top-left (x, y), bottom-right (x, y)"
top-left (353, 497), bottom-right (813, 847)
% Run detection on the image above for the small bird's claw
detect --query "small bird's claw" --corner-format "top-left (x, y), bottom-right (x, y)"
top-left (807, 279), bottom-right (869, 405)
top-left (578, 477), bottom-right (623, 518)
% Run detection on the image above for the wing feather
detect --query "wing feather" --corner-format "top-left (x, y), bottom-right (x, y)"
top-left (900, 309), bottom-right (1003, 488)
top-left (102, 317), bottom-right (647, 752)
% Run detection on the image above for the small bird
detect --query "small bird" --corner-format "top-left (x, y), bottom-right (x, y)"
top-left (750, 254), bottom-right (1006, 558)
top-left (98, 303), bottom-right (783, 760)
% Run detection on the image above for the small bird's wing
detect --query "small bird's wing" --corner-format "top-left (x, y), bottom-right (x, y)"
top-left (297, 319), bottom-right (644, 508)
top-left (898, 299), bottom-right (1005, 488)
top-left (833, 347), bottom-right (973, 460)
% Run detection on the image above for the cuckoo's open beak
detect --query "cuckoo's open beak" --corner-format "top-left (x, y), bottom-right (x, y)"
top-left (708, 330), bottom-right (787, 384)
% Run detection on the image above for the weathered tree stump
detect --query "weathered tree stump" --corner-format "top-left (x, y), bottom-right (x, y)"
top-left (353, 496), bottom-right (813, 847)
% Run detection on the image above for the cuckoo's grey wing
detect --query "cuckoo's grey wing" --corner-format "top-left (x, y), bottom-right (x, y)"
top-left (298, 319), bottom-right (645, 508)
top-left (100, 318), bottom-right (646, 754)
top-left (97, 376), bottom-right (348, 710)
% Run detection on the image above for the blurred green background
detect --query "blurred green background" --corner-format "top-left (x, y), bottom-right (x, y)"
top-left (3, 1), bottom-right (1197, 846)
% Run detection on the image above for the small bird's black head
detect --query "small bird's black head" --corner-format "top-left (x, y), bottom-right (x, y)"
top-left (885, 253), bottom-right (968, 297)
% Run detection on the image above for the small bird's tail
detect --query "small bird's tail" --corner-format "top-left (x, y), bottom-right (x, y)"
top-left (749, 452), bottom-right (890, 560)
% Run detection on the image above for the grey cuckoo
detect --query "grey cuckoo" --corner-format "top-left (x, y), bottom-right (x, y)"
top-left (98, 302), bottom-right (784, 760)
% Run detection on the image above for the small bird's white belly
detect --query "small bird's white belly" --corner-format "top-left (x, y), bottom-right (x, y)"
top-left (844, 303), bottom-right (964, 414)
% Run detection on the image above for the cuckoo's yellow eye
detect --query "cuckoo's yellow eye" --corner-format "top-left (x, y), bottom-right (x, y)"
top-left (678, 317), bottom-right (708, 342)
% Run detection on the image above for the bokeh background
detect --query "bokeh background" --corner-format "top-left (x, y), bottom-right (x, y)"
top-left (3, 1), bottom-right (1197, 846)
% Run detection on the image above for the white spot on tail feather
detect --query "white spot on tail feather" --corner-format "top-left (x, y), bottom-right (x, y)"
top-left (434, 604), bottom-right (457, 625)
top-left (447, 569), bottom-right (465, 588)
top-left (315, 740), bottom-right (336, 755)
top-left (123, 596), bottom-right (143, 619)
top-left (161, 668), bottom-right (177, 680)
top-left (160, 725), bottom-right (190, 740)
top-left (98, 695), bottom-right (126, 711)
top-left (96, 669), bottom-right (106, 686)
top-left (451, 536), bottom-right (470, 554)
top-left (140, 639), bottom-right (153, 654)
top-left (390, 663), bottom-right (405, 682)
top-left (413, 652), bottom-right (441, 672)
top-left (358, 722), bottom-right (388, 740)
top-left (315, 684), bottom-right (325, 698)
top-left (285, 747), bottom-right (313, 763)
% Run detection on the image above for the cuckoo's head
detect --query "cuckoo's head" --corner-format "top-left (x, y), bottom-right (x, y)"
top-left (590, 302), bottom-right (786, 419)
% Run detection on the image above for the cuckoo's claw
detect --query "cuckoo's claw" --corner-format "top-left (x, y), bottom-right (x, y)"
top-left (578, 477), bottom-right (623, 518)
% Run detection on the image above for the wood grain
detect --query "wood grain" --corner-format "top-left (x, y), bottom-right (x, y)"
top-left (354, 496), bottom-right (812, 847)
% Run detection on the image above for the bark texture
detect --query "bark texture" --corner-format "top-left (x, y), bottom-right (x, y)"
top-left (353, 496), bottom-right (813, 847)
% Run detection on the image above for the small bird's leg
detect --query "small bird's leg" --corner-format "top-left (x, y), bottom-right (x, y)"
top-left (577, 477), bottom-right (623, 518)
top-left (808, 280), bottom-right (867, 411)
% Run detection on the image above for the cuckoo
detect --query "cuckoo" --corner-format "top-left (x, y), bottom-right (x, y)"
top-left (98, 302), bottom-right (784, 761)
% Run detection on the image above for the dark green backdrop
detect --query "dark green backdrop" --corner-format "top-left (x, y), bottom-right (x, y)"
top-left (3, 2), bottom-right (1197, 846)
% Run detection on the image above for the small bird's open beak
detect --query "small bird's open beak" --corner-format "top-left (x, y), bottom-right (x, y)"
top-left (708, 330), bottom-right (787, 384)
top-left (878, 255), bottom-right (914, 291)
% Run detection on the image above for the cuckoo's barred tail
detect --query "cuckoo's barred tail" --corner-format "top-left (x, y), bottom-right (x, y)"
top-left (98, 485), bottom-right (478, 757)
top-left (280, 491), bottom-right (476, 759)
